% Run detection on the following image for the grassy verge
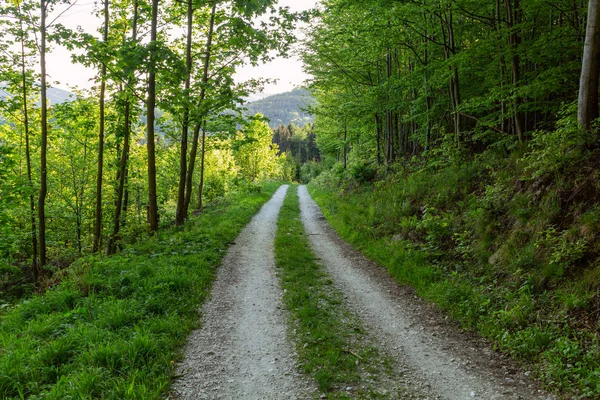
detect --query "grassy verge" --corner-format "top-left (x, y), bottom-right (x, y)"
top-left (0, 182), bottom-right (281, 399)
top-left (308, 159), bottom-right (600, 398)
top-left (275, 185), bottom-right (404, 399)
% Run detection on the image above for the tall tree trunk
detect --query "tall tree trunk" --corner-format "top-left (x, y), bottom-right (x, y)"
top-left (107, 102), bottom-right (131, 254)
top-left (93, 0), bottom-right (110, 251)
top-left (108, 0), bottom-right (138, 255)
top-left (38, 0), bottom-right (48, 268)
top-left (147, 0), bottom-right (159, 232)
top-left (184, 2), bottom-right (217, 215)
top-left (385, 51), bottom-right (394, 164)
top-left (440, 6), bottom-right (462, 146)
top-left (578, 0), bottom-right (600, 130)
top-left (424, 14), bottom-right (432, 151)
top-left (197, 122), bottom-right (207, 211)
top-left (375, 113), bottom-right (382, 165)
top-left (506, 0), bottom-right (525, 142)
top-left (343, 121), bottom-right (348, 169)
top-left (175, 0), bottom-right (194, 226)
top-left (19, 9), bottom-right (39, 279)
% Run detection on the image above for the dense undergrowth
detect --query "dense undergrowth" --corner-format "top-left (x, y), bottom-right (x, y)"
top-left (0, 182), bottom-right (280, 399)
top-left (309, 129), bottom-right (600, 398)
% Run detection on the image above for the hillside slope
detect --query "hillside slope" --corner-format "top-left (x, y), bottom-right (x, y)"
top-left (245, 88), bottom-right (314, 128)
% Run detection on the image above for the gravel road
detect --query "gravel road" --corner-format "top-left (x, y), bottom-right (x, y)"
top-left (298, 185), bottom-right (550, 400)
top-left (171, 185), bottom-right (315, 400)
top-left (171, 184), bottom-right (553, 400)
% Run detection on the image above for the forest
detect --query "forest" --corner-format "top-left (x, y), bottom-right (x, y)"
top-left (244, 87), bottom-right (315, 127)
top-left (1, 0), bottom-right (600, 397)
top-left (0, 0), bottom-right (305, 295)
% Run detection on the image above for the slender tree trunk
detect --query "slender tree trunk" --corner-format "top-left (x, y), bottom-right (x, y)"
top-left (440, 6), bottom-right (461, 146)
top-left (343, 121), bottom-right (348, 169)
top-left (147, 0), bottom-right (159, 232)
top-left (197, 122), bottom-right (207, 211)
top-left (93, 0), bottom-right (110, 251)
top-left (19, 10), bottom-right (39, 279)
top-left (185, 123), bottom-right (201, 212)
top-left (375, 114), bottom-right (382, 165)
top-left (578, 0), bottom-right (600, 130)
top-left (108, 0), bottom-right (138, 254)
top-left (184, 2), bottom-right (217, 215)
top-left (107, 102), bottom-right (131, 255)
top-left (175, 0), bottom-right (194, 226)
top-left (496, 0), bottom-right (508, 134)
top-left (385, 51), bottom-right (394, 164)
top-left (38, 0), bottom-right (48, 268)
top-left (506, 0), bottom-right (525, 142)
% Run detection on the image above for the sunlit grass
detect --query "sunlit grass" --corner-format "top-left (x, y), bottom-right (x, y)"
top-left (0, 182), bottom-right (281, 399)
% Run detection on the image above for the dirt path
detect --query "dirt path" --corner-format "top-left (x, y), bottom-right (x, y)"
top-left (298, 185), bottom-right (550, 400)
top-left (171, 185), bottom-right (315, 400)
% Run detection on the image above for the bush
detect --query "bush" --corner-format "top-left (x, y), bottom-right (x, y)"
top-left (300, 161), bottom-right (325, 183)
top-left (349, 161), bottom-right (377, 183)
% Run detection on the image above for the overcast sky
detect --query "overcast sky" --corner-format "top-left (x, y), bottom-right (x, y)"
top-left (45, 0), bottom-right (318, 98)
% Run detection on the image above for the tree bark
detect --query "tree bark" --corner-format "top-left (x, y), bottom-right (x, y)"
top-left (175, 0), bottom-right (194, 226)
top-left (38, 0), bottom-right (48, 268)
top-left (19, 8), bottom-right (39, 279)
top-left (147, 0), bottom-right (159, 232)
top-left (93, 0), bottom-right (110, 251)
top-left (197, 122), bottom-right (207, 211)
top-left (385, 51), bottom-right (394, 164)
top-left (107, 0), bottom-right (138, 255)
top-left (579, 0), bottom-right (600, 130)
top-left (375, 113), bottom-right (382, 165)
top-left (506, 0), bottom-right (525, 142)
top-left (184, 2), bottom-right (217, 215)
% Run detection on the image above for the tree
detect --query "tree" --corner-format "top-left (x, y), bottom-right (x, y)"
top-left (234, 115), bottom-right (281, 181)
top-left (93, 0), bottom-right (110, 251)
top-left (39, 0), bottom-right (49, 268)
top-left (175, 0), bottom-right (195, 226)
top-left (579, 0), bottom-right (600, 131)
top-left (147, 0), bottom-right (159, 232)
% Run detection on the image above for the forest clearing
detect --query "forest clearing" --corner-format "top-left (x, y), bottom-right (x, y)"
top-left (2, 0), bottom-right (600, 398)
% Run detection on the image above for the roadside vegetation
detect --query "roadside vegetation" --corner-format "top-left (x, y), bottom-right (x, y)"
top-left (0, 182), bottom-right (280, 399)
top-left (308, 137), bottom-right (600, 398)
top-left (275, 185), bottom-right (403, 399)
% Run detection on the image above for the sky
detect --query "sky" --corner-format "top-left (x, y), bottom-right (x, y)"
top-left (46, 0), bottom-right (318, 98)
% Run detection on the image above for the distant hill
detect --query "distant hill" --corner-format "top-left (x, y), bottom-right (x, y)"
top-left (245, 88), bottom-right (314, 128)
top-left (0, 84), bottom-right (75, 105)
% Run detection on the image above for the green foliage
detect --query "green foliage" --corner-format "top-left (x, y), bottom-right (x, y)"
top-left (300, 160), bottom-right (326, 183)
top-left (234, 115), bottom-right (284, 182)
top-left (0, 183), bottom-right (279, 399)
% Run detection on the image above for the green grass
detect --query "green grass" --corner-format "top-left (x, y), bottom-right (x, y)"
top-left (275, 185), bottom-right (405, 399)
top-left (0, 182), bottom-right (281, 399)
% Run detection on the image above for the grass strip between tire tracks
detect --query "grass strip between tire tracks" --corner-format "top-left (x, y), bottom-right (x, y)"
top-left (0, 182), bottom-right (281, 399)
top-left (275, 185), bottom-right (401, 399)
